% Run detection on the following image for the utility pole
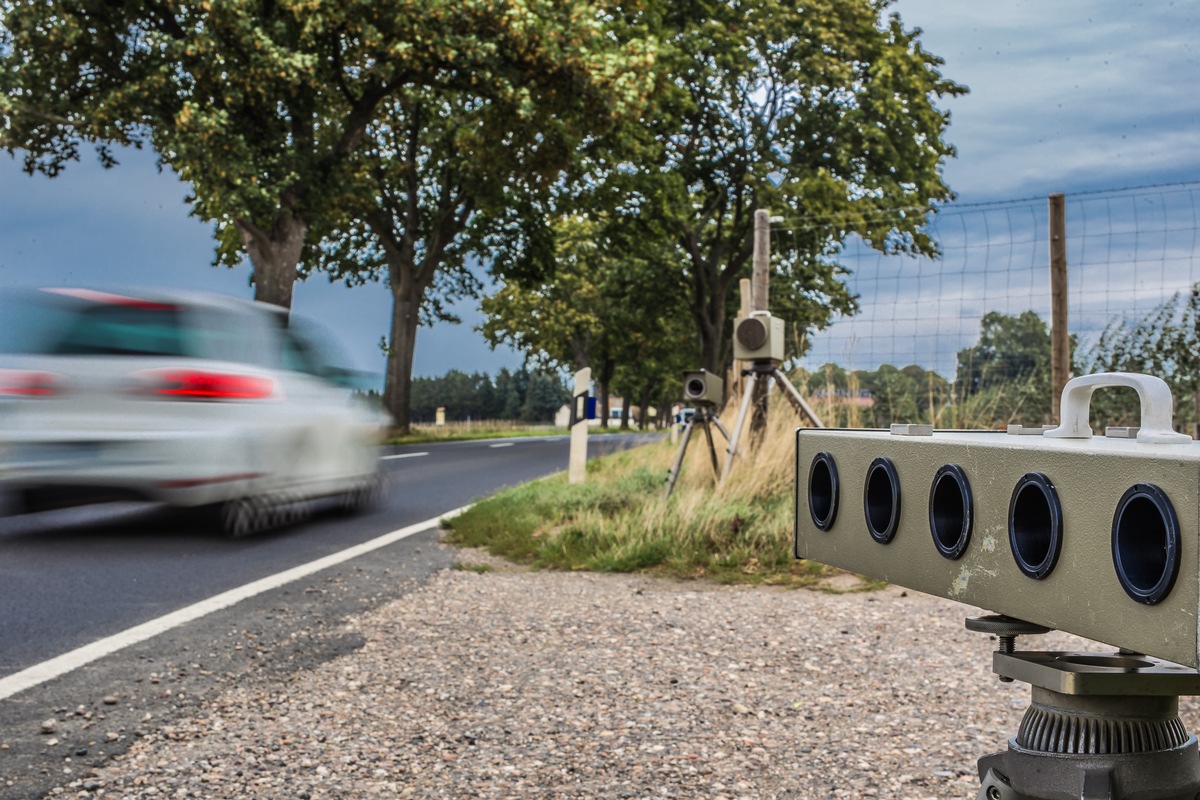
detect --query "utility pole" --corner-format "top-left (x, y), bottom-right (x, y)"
top-left (750, 209), bottom-right (771, 439)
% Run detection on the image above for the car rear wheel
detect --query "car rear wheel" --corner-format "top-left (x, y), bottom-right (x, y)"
top-left (220, 496), bottom-right (268, 538)
top-left (219, 490), bottom-right (316, 537)
top-left (338, 474), bottom-right (385, 515)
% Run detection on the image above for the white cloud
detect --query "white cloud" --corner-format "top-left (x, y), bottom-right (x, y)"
top-left (895, 0), bottom-right (1200, 199)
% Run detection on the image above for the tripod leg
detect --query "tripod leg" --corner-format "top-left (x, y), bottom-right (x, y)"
top-left (720, 372), bottom-right (758, 485)
top-left (700, 416), bottom-right (720, 480)
top-left (664, 418), bottom-right (695, 499)
top-left (772, 368), bottom-right (825, 428)
top-left (710, 415), bottom-right (733, 444)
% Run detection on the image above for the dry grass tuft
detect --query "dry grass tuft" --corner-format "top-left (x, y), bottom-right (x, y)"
top-left (444, 397), bottom-right (859, 587)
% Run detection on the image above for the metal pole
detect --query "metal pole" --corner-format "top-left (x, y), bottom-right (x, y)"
top-left (700, 413), bottom-right (720, 480)
top-left (664, 417), bottom-right (695, 499)
top-left (772, 367), bottom-right (825, 428)
top-left (709, 414), bottom-right (733, 443)
top-left (721, 371), bottom-right (759, 485)
top-left (1049, 193), bottom-right (1068, 424)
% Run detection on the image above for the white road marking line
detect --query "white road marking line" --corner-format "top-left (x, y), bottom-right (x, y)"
top-left (0, 504), bottom-right (473, 701)
top-left (489, 443), bottom-right (514, 448)
top-left (380, 452), bottom-right (429, 460)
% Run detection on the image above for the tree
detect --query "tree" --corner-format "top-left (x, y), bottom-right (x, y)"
top-left (481, 215), bottom-right (621, 423)
top-left (956, 311), bottom-right (1051, 394)
top-left (585, 0), bottom-right (965, 373)
top-left (852, 363), bottom-right (950, 427)
top-left (316, 64), bottom-right (652, 429)
top-left (955, 310), bottom-right (1052, 425)
top-left (1079, 284), bottom-right (1200, 432)
top-left (481, 212), bottom-right (693, 426)
top-left (522, 371), bottom-right (571, 423)
top-left (1, 1), bottom-right (654, 315)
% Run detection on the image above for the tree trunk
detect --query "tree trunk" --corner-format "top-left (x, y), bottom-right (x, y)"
top-left (689, 261), bottom-right (737, 375)
top-left (597, 358), bottom-right (615, 430)
top-left (236, 209), bottom-right (308, 315)
top-left (637, 381), bottom-right (654, 431)
top-left (619, 401), bottom-right (631, 430)
top-left (597, 381), bottom-right (610, 429)
top-left (384, 271), bottom-right (427, 432)
top-left (679, 223), bottom-right (750, 374)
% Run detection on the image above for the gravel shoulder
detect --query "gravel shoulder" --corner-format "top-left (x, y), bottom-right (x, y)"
top-left (23, 535), bottom-right (1200, 800)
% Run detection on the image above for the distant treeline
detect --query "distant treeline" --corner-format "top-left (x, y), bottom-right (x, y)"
top-left (408, 367), bottom-right (571, 424)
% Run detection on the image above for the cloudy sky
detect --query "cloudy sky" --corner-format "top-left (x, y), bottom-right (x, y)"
top-left (2, 1), bottom-right (1198, 380)
top-left (800, 0), bottom-right (1200, 376)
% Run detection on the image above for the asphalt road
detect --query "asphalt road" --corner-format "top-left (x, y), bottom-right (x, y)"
top-left (0, 432), bottom-right (661, 799)
top-left (0, 433), bottom-right (659, 680)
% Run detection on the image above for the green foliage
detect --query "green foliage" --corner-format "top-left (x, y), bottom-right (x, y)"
top-left (1079, 283), bottom-right (1200, 433)
top-left (442, 429), bottom-right (833, 585)
top-left (803, 362), bottom-right (951, 427)
top-left (481, 212), bottom-right (694, 426)
top-left (954, 310), bottom-right (1052, 425)
top-left (805, 312), bottom-right (1054, 430)
top-left (481, 215), bottom-right (616, 373)
top-left (1, 0), bottom-right (658, 308)
top-left (410, 367), bottom-right (569, 423)
top-left (859, 364), bottom-right (951, 426)
top-left (570, 0), bottom-right (965, 371)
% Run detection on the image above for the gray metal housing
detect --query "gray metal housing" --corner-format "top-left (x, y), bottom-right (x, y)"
top-left (794, 427), bottom-right (1200, 668)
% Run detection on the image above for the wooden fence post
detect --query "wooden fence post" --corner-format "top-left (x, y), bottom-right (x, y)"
top-left (1049, 193), bottom-right (1068, 422)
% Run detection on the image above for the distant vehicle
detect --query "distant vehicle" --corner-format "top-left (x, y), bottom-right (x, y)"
top-left (0, 287), bottom-right (386, 535)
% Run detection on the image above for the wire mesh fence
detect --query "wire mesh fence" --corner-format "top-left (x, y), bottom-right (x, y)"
top-left (775, 181), bottom-right (1200, 428)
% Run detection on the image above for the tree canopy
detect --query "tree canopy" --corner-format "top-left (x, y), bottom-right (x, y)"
top-left (410, 367), bottom-right (569, 424)
top-left (571, 0), bottom-right (966, 373)
top-left (2, 0), bottom-right (970, 429)
top-left (1, 0), bottom-right (655, 310)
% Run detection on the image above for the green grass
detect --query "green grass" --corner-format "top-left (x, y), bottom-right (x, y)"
top-left (387, 427), bottom-right (564, 445)
top-left (386, 423), bottom-right (655, 445)
top-left (441, 415), bottom-right (851, 588)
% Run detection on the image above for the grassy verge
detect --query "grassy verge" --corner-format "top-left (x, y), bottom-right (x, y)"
top-left (386, 421), bottom-right (654, 445)
top-left (443, 404), bottom-right (867, 588)
top-left (387, 426), bottom-right (563, 445)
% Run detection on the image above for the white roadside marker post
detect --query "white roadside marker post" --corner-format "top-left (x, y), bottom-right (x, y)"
top-left (569, 367), bottom-right (591, 484)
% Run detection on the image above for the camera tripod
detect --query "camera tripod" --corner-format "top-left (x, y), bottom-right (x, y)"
top-left (720, 361), bottom-right (823, 485)
top-left (664, 404), bottom-right (732, 499)
top-left (967, 614), bottom-right (1200, 800)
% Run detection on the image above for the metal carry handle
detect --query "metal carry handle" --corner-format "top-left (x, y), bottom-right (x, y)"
top-left (1043, 372), bottom-right (1192, 444)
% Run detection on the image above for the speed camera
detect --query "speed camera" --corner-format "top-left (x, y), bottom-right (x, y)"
top-left (733, 311), bottom-right (784, 363)
top-left (794, 372), bottom-right (1200, 668)
top-left (682, 369), bottom-right (724, 406)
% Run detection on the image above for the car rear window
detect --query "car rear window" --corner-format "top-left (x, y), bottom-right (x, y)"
top-left (52, 305), bottom-right (188, 356)
top-left (0, 289), bottom-right (274, 366)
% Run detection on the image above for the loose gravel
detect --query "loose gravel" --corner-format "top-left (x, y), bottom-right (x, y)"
top-left (36, 544), bottom-right (1200, 800)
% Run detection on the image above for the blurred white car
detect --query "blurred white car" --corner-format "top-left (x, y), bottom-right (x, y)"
top-left (0, 287), bottom-right (387, 535)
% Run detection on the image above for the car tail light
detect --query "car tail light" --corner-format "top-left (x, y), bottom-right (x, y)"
top-left (0, 370), bottom-right (61, 397)
top-left (44, 288), bottom-right (179, 311)
top-left (137, 369), bottom-right (275, 401)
